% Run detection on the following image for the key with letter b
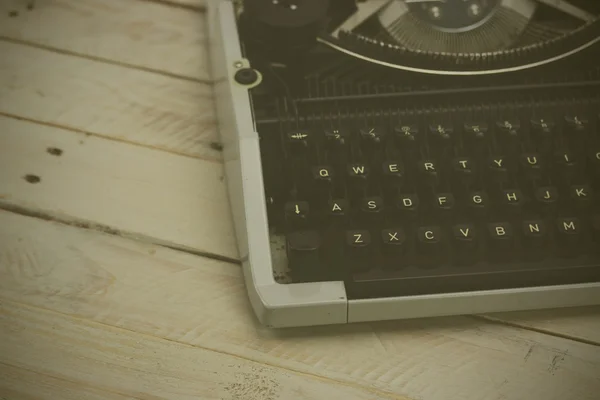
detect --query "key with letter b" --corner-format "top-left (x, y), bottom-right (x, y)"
top-left (487, 222), bottom-right (514, 262)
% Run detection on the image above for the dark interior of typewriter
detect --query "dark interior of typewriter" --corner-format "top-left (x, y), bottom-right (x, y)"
top-left (235, 0), bottom-right (600, 299)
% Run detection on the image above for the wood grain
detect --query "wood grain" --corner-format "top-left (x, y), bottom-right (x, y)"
top-left (1, 116), bottom-right (600, 343)
top-left (0, 363), bottom-right (133, 400)
top-left (0, 41), bottom-right (219, 160)
top-left (0, 116), bottom-right (238, 260)
top-left (1, 210), bottom-right (599, 400)
top-left (0, 0), bottom-right (210, 81)
top-left (0, 301), bottom-right (401, 400)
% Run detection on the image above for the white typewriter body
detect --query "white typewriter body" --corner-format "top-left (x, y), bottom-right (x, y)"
top-left (208, 0), bottom-right (600, 328)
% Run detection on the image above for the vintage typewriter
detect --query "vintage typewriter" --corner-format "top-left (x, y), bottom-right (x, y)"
top-left (208, 0), bottom-right (600, 327)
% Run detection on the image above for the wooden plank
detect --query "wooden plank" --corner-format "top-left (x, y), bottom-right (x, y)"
top-left (0, 116), bottom-right (238, 260)
top-left (0, 0), bottom-right (210, 81)
top-left (0, 41), bottom-right (220, 161)
top-left (1, 210), bottom-right (599, 400)
top-left (0, 302), bottom-right (400, 400)
top-left (0, 363), bottom-right (132, 400)
top-left (2, 116), bottom-right (600, 344)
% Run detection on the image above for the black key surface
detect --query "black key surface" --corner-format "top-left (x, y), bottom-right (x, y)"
top-left (487, 222), bottom-right (514, 260)
top-left (522, 220), bottom-right (548, 261)
top-left (345, 230), bottom-right (373, 272)
top-left (286, 230), bottom-right (322, 276)
top-left (285, 201), bottom-right (310, 228)
top-left (381, 228), bottom-right (407, 268)
top-left (397, 193), bottom-right (419, 219)
top-left (416, 226), bottom-right (444, 266)
top-left (452, 223), bottom-right (478, 265)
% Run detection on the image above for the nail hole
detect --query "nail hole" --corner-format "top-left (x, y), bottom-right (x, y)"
top-left (8, 10), bottom-right (18, 17)
top-left (24, 174), bottom-right (41, 184)
top-left (47, 147), bottom-right (63, 156)
top-left (27, 2), bottom-right (35, 10)
top-left (210, 142), bottom-right (224, 151)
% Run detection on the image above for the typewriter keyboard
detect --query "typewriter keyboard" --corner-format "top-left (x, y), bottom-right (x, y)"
top-left (261, 105), bottom-right (600, 299)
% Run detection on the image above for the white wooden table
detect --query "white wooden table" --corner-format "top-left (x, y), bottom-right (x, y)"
top-left (1, 1), bottom-right (599, 399)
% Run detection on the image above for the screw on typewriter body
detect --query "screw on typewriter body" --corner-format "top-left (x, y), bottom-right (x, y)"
top-left (234, 68), bottom-right (259, 85)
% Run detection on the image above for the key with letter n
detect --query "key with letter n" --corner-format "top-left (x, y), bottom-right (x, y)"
top-left (522, 220), bottom-right (548, 261)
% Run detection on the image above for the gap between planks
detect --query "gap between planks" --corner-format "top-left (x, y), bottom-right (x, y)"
top-left (0, 201), bottom-right (239, 265)
top-left (0, 299), bottom-right (411, 400)
top-left (137, 0), bottom-right (208, 12)
top-left (472, 315), bottom-right (600, 347)
top-left (0, 111), bottom-right (219, 163)
top-left (0, 36), bottom-right (211, 85)
top-left (0, 0), bottom-right (212, 83)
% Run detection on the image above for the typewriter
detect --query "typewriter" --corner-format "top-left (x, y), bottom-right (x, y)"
top-left (208, 0), bottom-right (600, 327)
